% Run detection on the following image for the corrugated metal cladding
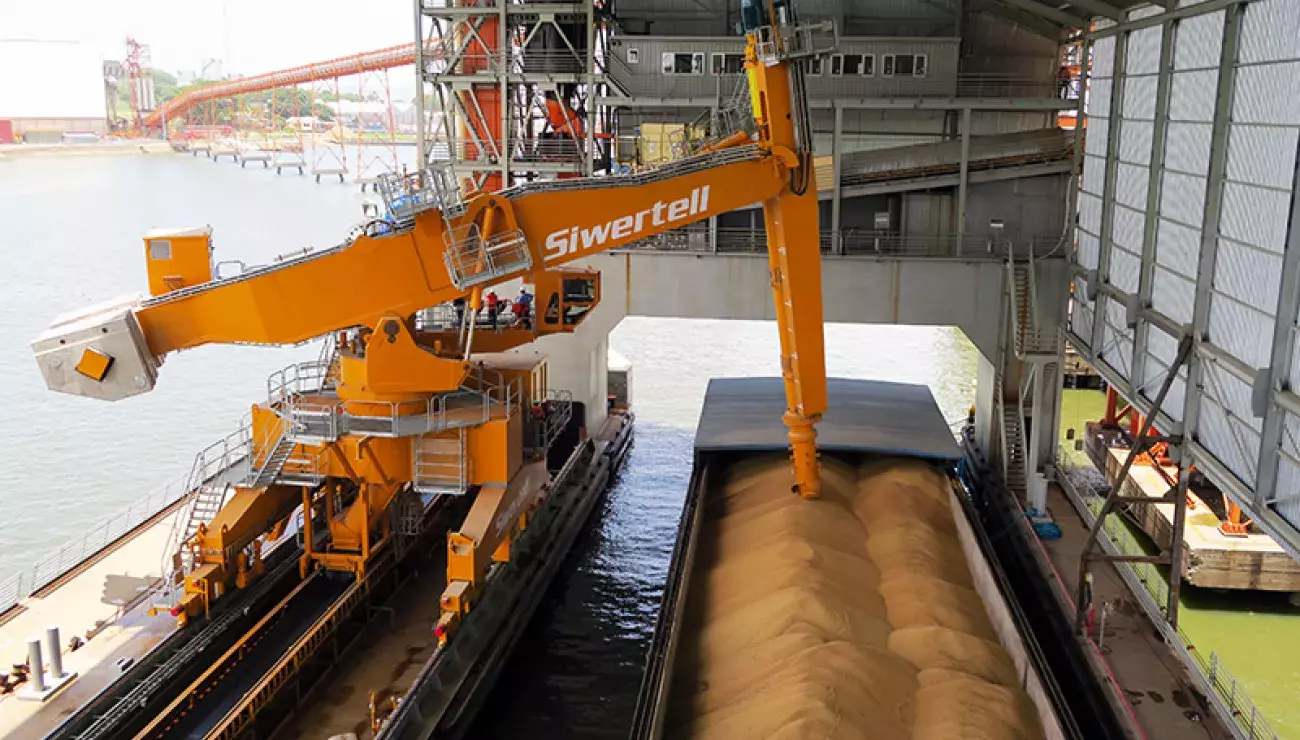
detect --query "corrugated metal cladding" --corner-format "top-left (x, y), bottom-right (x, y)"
top-left (1074, 23), bottom-right (1113, 344)
top-left (1211, 0), bottom-right (1300, 400)
top-left (1071, 0), bottom-right (1300, 540)
top-left (1275, 417), bottom-right (1300, 524)
top-left (1198, 360), bottom-right (1263, 485)
top-left (1139, 329), bottom-right (1188, 418)
top-left (1153, 11), bottom-right (1221, 324)
top-left (1101, 298), bottom-right (1133, 381)
top-left (1072, 288), bottom-right (1096, 345)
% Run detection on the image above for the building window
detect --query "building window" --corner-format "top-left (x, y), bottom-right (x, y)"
top-left (882, 53), bottom-right (928, 78)
top-left (831, 54), bottom-right (873, 76)
top-left (627, 48), bottom-right (639, 64)
top-left (711, 52), bottom-right (746, 75)
top-left (805, 57), bottom-right (822, 76)
top-left (662, 51), bottom-right (705, 75)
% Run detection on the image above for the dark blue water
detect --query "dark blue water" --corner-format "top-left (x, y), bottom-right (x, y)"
top-left (473, 422), bottom-right (693, 738)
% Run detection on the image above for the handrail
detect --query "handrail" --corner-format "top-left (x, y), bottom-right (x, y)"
top-left (1055, 453), bottom-right (1281, 740)
top-left (621, 225), bottom-right (1065, 260)
top-left (0, 572), bottom-right (21, 614)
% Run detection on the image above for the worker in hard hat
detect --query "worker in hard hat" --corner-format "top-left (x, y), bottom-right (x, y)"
top-left (514, 287), bottom-right (533, 330)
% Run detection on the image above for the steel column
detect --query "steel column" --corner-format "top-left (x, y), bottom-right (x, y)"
top-left (586, 0), bottom-right (597, 175)
top-left (1089, 28), bottom-right (1128, 366)
top-left (831, 103), bottom-right (844, 255)
top-left (1181, 5), bottom-right (1241, 455)
top-left (414, 0), bottom-right (427, 169)
top-left (1131, 20), bottom-right (1177, 397)
top-left (1166, 459), bottom-right (1191, 625)
top-left (957, 107), bottom-right (971, 246)
top-left (1254, 133), bottom-right (1300, 504)
top-left (1066, 39), bottom-right (1092, 239)
top-left (498, 1), bottom-right (509, 185)
top-left (1075, 334), bottom-right (1192, 633)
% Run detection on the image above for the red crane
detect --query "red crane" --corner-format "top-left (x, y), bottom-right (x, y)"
top-left (125, 37), bottom-right (151, 132)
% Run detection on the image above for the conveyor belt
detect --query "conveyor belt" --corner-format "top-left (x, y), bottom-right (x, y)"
top-left (156, 575), bottom-right (349, 740)
top-left (47, 546), bottom-right (305, 740)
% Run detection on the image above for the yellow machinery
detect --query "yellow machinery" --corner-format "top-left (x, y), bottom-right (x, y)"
top-left (31, 12), bottom-right (836, 639)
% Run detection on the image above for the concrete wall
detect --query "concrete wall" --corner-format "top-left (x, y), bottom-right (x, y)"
top-left (592, 251), bottom-right (1022, 359)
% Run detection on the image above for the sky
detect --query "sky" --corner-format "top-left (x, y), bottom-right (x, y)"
top-left (6, 0), bottom-right (415, 79)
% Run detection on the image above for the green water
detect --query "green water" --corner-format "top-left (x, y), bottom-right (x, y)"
top-left (1057, 389), bottom-right (1300, 738)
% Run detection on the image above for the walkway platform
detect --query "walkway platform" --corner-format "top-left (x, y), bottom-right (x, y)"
top-left (0, 507), bottom-right (182, 738)
top-left (1039, 483), bottom-right (1235, 740)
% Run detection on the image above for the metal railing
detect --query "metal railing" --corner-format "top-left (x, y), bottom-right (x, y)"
top-left (511, 138), bottom-right (585, 163)
top-left (426, 138), bottom-right (502, 165)
top-left (954, 74), bottom-right (1060, 99)
top-left (376, 169), bottom-right (442, 224)
top-left (267, 360), bottom-right (333, 406)
top-left (27, 467), bottom-right (202, 594)
top-left (427, 49), bottom-right (587, 77)
top-left (531, 389), bottom-right (574, 451)
top-left (621, 225), bottom-right (1064, 260)
top-left (754, 21), bottom-right (837, 65)
top-left (0, 572), bottom-right (22, 615)
top-left (1055, 453), bottom-right (1280, 740)
top-left (443, 226), bottom-right (533, 291)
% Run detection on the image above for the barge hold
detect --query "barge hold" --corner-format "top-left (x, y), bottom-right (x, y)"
top-left (634, 378), bottom-right (1066, 739)
top-left (634, 377), bottom-right (1134, 740)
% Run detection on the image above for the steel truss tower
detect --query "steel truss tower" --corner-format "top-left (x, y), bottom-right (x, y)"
top-left (414, 0), bottom-right (611, 190)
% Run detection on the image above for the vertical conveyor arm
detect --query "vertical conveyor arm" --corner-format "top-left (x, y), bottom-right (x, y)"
top-left (748, 34), bottom-right (828, 498)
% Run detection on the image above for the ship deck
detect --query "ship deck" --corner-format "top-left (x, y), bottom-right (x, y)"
top-left (1038, 482), bottom-right (1235, 739)
top-left (0, 506), bottom-right (183, 738)
top-left (285, 412), bottom-right (628, 739)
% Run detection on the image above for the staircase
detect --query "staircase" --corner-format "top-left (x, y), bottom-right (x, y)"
top-left (250, 431), bottom-right (296, 489)
top-left (1013, 263), bottom-right (1032, 357)
top-left (413, 430), bottom-right (469, 495)
top-left (1007, 254), bottom-right (1060, 359)
top-left (996, 372), bottom-right (1029, 498)
top-left (182, 483), bottom-right (232, 544)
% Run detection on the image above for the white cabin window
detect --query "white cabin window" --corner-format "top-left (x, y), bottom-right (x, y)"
top-left (805, 57), bottom-right (822, 76)
top-left (882, 53), bottom-right (928, 78)
top-left (863, 53), bottom-right (875, 76)
top-left (711, 52), bottom-right (745, 75)
top-left (662, 51), bottom-right (705, 75)
top-left (627, 47), bottom-right (639, 64)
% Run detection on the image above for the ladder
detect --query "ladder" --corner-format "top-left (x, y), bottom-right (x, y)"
top-left (413, 430), bottom-right (468, 495)
top-left (250, 431), bottom-right (296, 489)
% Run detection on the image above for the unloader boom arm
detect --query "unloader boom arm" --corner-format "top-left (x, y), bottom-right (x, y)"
top-left (35, 14), bottom-right (834, 497)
